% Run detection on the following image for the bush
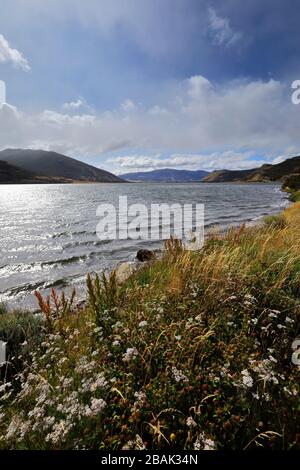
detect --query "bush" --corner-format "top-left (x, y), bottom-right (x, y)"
top-left (0, 308), bottom-right (44, 380)
top-left (263, 213), bottom-right (286, 228)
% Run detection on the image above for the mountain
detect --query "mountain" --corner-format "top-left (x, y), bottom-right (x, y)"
top-left (202, 168), bottom-right (263, 183)
top-left (0, 149), bottom-right (124, 183)
top-left (121, 168), bottom-right (209, 182)
top-left (202, 156), bottom-right (300, 183)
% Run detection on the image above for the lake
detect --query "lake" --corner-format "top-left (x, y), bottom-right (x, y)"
top-left (0, 183), bottom-right (289, 309)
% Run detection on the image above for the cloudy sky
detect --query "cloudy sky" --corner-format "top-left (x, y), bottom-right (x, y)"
top-left (0, 0), bottom-right (300, 174)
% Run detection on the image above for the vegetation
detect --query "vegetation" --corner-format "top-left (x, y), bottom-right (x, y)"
top-left (282, 174), bottom-right (300, 202)
top-left (263, 213), bottom-right (286, 229)
top-left (0, 203), bottom-right (300, 450)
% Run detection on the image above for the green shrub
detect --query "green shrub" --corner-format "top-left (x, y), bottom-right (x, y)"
top-left (263, 213), bottom-right (286, 228)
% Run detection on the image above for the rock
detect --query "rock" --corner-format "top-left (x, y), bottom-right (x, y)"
top-left (115, 262), bottom-right (135, 284)
top-left (136, 249), bottom-right (155, 262)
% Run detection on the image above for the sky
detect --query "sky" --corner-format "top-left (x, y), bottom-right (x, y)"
top-left (0, 0), bottom-right (300, 174)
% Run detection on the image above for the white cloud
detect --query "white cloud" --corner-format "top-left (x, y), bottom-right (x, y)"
top-left (110, 151), bottom-right (260, 173)
top-left (148, 105), bottom-right (169, 115)
top-left (0, 34), bottom-right (30, 71)
top-left (206, 7), bottom-right (242, 48)
top-left (63, 99), bottom-right (84, 110)
top-left (0, 75), bottom-right (299, 172)
top-left (0, 80), bottom-right (6, 105)
top-left (62, 98), bottom-right (95, 115)
top-left (187, 75), bottom-right (213, 100)
top-left (121, 99), bottom-right (136, 112)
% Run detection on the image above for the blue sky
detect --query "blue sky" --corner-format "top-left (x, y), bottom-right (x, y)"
top-left (0, 0), bottom-right (300, 173)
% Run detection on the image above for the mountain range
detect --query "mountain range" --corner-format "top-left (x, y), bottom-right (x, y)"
top-left (1, 148), bottom-right (300, 185)
top-left (0, 149), bottom-right (123, 184)
top-left (121, 168), bottom-right (209, 182)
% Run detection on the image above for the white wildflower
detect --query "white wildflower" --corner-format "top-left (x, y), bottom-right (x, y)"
top-left (123, 347), bottom-right (138, 363)
top-left (90, 374), bottom-right (108, 392)
top-left (93, 326), bottom-right (102, 334)
top-left (269, 309), bottom-right (280, 315)
top-left (186, 417), bottom-right (197, 428)
top-left (227, 295), bottom-right (237, 301)
top-left (134, 391), bottom-right (146, 402)
top-left (204, 438), bottom-right (215, 450)
top-left (268, 355), bottom-right (277, 363)
top-left (241, 369), bottom-right (253, 388)
top-left (251, 358), bottom-right (279, 385)
top-left (171, 366), bottom-right (188, 383)
top-left (244, 294), bottom-right (257, 303)
top-left (194, 433), bottom-right (215, 450)
top-left (85, 398), bottom-right (106, 417)
top-left (45, 420), bottom-right (72, 444)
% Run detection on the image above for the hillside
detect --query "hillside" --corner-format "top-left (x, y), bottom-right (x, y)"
top-left (202, 168), bottom-right (257, 183)
top-left (122, 168), bottom-right (209, 182)
top-left (0, 149), bottom-right (124, 183)
top-left (0, 160), bottom-right (81, 184)
top-left (0, 160), bottom-right (36, 183)
top-left (202, 155), bottom-right (300, 183)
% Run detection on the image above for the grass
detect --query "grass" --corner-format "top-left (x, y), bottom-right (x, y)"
top-left (263, 213), bottom-right (287, 229)
top-left (0, 203), bottom-right (299, 450)
top-left (289, 190), bottom-right (300, 202)
top-left (282, 174), bottom-right (300, 202)
top-left (0, 305), bottom-right (44, 373)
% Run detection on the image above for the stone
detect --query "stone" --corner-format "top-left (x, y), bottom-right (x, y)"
top-left (136, 249), bottom-right (155, 262)
top-left (115, 262), bottom-right (135, 284)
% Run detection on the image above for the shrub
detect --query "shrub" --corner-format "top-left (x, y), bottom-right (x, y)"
top-left (263, 213), bottom-right (286, 228)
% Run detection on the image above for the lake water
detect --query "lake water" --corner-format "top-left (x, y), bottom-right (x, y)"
top-left (0, 183), bottom-right (289, 309)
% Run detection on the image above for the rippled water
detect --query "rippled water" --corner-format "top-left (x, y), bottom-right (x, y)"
top-left (0, 183), bottom-right (289, 309)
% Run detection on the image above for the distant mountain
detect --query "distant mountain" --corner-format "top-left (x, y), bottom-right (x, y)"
top-left (0, 149), bottom-right (124, 183)
top-left (202, 156), bottom-right (300, 183)
top-left (122, 168), bottom-right (209, 182)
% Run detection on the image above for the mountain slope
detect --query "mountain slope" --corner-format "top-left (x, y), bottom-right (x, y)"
top-left (0, 160), bottom-right (37, 183)
top-left (122, 168), bottom-right (209, 182)
top-left (0, 149), bottom-right (123, 183)
top-left (202, 168), bottom-right (260, 183)
top-left (202, 156), bottom-right (300, 183)
top-left (0, 160), bottom-right (83, 184)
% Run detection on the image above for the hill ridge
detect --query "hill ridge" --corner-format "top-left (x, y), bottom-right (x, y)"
top-left (0, 149), bottom-right (124, 183)
top-left (202, 155), bottom-right (300, 183)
